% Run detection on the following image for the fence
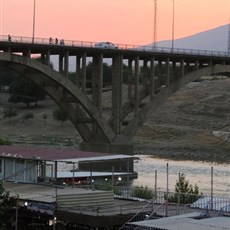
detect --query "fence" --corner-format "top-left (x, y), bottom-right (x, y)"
top-left (0, 34), bottom-right (229, 57)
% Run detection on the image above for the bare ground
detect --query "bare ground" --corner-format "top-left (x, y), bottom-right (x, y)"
top-left (134, 78), bottom-right (230, 163)
top-left (0, 77), bottom-right (230, 163)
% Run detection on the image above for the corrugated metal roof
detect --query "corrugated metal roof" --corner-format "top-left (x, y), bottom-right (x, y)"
top-left (191, 196), bottom-right (230, 212)
top-left (129, 212), bottom-right (230, 230)
top-left (0, 145), bottom-right (134, 161)
top-left (3, 182), bottom-right (113, 203)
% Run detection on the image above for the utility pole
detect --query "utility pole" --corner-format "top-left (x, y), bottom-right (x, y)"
top-left (32, 0), bottom-right (36, 42)
top-left (228, 23), bottom-right (230, 54)
top-left (171, 0), bottom-right (175, 51)
top-left (153, 0), bottom-right (157, 48)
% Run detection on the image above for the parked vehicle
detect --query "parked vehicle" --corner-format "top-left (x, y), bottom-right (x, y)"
top-left (95, 42), bottom-right (118, 49)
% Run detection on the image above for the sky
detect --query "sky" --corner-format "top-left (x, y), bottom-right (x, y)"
top-left (1, 0), bottom-right (230, 46)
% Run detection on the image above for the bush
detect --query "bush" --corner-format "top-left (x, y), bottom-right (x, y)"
top-left (0, 137), bottom-right (12, 145)
top-left (53, 108), bottom-right (68, 127)
top-left (167, 173), bottom-right (202, 204)
top-left (3, 106), bottom-right (17, 119)
top-left (22, 112), bottom-right (34, 119)
top-left (131, 185), bottom-right (154, 199)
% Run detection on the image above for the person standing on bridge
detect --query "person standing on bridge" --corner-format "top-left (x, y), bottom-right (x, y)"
top-left (55, 38), bottom-right (58, 45)
top-left (8, 34), bottom-right (11, 42)
top-left (49, 37), bottom-right (53, 44)
top-left (60, 39), bottom-right (65, 45)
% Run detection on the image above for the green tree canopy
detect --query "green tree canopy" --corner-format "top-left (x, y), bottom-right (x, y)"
top-left (52, 108), bottom-right (68, 127)
top-left (167, 173), bottom-right (202, 204)
top-left (8, 77), bottom-right (46, 107)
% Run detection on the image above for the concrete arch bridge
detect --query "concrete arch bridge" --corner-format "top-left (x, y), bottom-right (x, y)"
top-left (0, 36), bottom-right (230, 154)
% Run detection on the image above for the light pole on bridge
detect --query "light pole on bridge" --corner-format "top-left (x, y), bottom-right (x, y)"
top-left (171, 0), bottom-right (175, 52)
top-left (32, 0), bottom-right (36, 43)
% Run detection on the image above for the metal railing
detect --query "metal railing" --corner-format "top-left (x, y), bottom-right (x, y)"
top-left (0, 34), bottom-right (229, 57)
top-left (55, 188), bottom-right (230, 217)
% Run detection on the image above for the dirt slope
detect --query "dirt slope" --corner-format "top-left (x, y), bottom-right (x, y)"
top-left (134, 78), bottom-right (230, 163)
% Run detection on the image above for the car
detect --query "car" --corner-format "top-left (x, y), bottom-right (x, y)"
top-left (94, 42), bottom-right (118, 49)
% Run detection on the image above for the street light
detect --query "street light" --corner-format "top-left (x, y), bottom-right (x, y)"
top-left (171, 0), bottom-right (175, 51)
top-left (32, 0), bottom-right (36, 42)
top-left (0, 0), bottom-right (2, 35)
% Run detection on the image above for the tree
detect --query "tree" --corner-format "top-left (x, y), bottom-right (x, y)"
top-left (0, 67), bottom-right (18, 90)
top-left (167, 173), bottom-right (202, 204)
top-left (3, 105), bottom-right (17, 122)
top-left (8, 77), bottom-right (46, 108)
top-left (53, 108), bottom-right (68, 127)
top-left (0, 181), bottom-right (17, 228)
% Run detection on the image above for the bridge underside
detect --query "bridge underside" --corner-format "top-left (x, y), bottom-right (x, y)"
top-left (1, 51), bottom-right (230, 154)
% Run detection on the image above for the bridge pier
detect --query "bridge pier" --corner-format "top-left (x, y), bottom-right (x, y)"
top-left (79, 135), bottom-right (134, 154)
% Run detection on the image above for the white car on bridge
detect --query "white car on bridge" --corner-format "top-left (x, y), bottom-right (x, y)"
top-left (95, 42), bottom-right (118, 49)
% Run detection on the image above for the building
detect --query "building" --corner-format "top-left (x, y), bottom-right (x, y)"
top-left (0, 145), bottom-right (137, 184)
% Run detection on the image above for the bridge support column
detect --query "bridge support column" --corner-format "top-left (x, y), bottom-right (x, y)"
top-left (134, 56), bottom-right (139, 117)
top-left (59, 54), bottom-right (64, 74)
top-left (81, 52), bottom-right (87, 93)
top-left (45, 50), bottom-right (50, 66)
top-left (172, 61), bottom-right (176, 79)
top-left (143, 60), bottom-right (148, 88)
top-left (166, 58), bottom-right (170, 87)
top-left (41, 51), bottom-right (50, 66)
top-left (76, 56), bottom-right (81, 85)
top-left (23, 49), bottom-right (31, 58)
top-left (64, 51), bottom-right (69, 77)
top-left (92, 54), bottom-right (103, 111)
top-left (112, 54), bottom-right (123, 133)
top-left (150, 57), bottom-right (155, 99)
top-left (195, 60), bottom-right (199, 70)
top-left (79, 136), bottom-right (134, 154)
top-left (158, 60), bottom-right (162, 80)
top-left (128, 59), bottom-right (133, 100)
top-left (180, 59), bottom-right (185, 78)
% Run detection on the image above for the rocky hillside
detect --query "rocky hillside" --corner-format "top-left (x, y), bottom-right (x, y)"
top-left (134, 76), bottom-right (230, 163)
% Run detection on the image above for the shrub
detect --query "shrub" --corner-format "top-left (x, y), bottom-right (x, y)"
top-left (3, 106), bottom-right (17, 119)
top-left (167, 173), bottom-right (202, 204)
top-left (131, 185), bottom-right (154, 199)
top-left (22, 112), bottom-right (34, 119)
top-left (0, 137), bottom-right (12, 145)
top-left (53, 108), bottom-right (68, 127)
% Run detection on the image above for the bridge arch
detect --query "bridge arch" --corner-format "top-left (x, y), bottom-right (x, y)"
top-left (0, 52), bottom-right (115, 144)
top-left (124, 64), bottom-right (230, 137)
top-left (1, 52), bottom-right (230, 154)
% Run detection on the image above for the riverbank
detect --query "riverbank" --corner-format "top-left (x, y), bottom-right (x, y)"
top-left (133, 155), bottom-right (230, 197)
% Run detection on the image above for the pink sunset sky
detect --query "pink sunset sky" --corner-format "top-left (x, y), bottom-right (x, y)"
top-left (1, 0), bottom-right (229, 45)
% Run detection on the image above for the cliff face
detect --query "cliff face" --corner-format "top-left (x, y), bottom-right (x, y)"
top-left (134, 77), bottom-right (230, 163)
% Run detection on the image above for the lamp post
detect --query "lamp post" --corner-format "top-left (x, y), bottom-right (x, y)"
top-left (0, 0), bottom-right (2, 35)
top-left (32, 0), bottom-right (36, 42)
top-left (171, 0), bottom-right (175, 51)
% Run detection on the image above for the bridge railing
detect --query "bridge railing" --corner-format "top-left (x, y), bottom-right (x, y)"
top-left (0, 34), bottom-right (229, 57)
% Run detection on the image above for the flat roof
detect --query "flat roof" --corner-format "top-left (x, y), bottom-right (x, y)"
top-left (130, 212), bottom-right (230, 230)
top-left (0, 145), bottom-right (134, 161)
top-left (57, 171), bottom-right (132, 178)
top-left (3, 182), bottom-right (112, 203)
